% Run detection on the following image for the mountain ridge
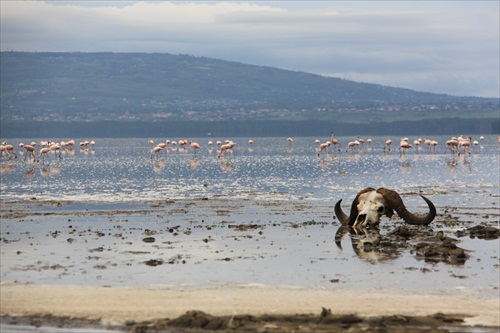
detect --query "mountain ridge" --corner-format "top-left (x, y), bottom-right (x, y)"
top-left (1, 51), bottom-right (498, 137)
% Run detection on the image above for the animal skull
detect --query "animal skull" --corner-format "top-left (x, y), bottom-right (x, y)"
top-left (335, 188), bottom-right (436, 227)
top-left (353, 190), bottom-right (388, 227)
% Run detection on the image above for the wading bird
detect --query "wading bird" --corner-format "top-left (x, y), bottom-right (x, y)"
top-left (20, 144), bottom-right (36, 161)
top-left (189, 141), bottom-right (201, 155)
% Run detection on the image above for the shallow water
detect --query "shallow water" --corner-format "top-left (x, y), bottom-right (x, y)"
top-left (1, 136), bottom-right (499, 297)
top-left (1, 136), bottom-right (498, 203)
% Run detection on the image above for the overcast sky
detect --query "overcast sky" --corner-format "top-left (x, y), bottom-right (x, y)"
top-left (1, 1), bottom-right (499, 98)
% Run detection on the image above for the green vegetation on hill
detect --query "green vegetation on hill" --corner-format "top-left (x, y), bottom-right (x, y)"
top-left (0, 51), bottom-right (498, 137)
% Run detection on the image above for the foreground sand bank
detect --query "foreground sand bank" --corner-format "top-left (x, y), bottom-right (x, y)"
top-left (1, 283), bottom-right (499, 329)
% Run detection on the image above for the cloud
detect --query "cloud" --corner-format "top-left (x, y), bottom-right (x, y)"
top-left (1, 1), bottom-right (498, 97)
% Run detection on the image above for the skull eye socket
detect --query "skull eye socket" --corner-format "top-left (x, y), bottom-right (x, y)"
top-left (377, 206), bottom-right (385, 213)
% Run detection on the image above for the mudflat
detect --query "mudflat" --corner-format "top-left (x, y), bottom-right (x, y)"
top-left (1, 197), bottom-right (499, 332)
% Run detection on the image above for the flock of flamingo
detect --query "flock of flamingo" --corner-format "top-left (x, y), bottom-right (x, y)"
top-left (315, 132), bottom-right (497, 156)
top-left (0, 140), bottom-right (96, 162)
top-left (148, 139), bottom-right (238, 159)
top-left (1, 133), bottom-right (498, 164)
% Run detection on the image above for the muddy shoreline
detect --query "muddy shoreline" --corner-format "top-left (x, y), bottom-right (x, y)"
top-left (1, 198), bottom-right (499, 332)
top-left (0, 311), bottom-right (493, 333)
top-left (1, 283), bottom-right (499, 332)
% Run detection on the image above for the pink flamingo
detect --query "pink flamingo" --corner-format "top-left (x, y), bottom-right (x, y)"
top-left (446, 139), bottom-right (460, 155)
top-left (37, 147), bottom-right (51, 162)
top-left (0, 145), bottom-right (9, 159)
top-left (189, 141), bottom-right (201, 155)
top-left (459, 136), bottom-right (472, 154)
top-left (50, 143), bottom-right (62, 159)
top-left (20, 144), bottom-right (36, 161)
top-left (384, 139), bottom-right (392, 152)
top-left (218, 141), bottom-right (236, 159)
top-left (330, 132), bottom-right (340, 150)
top-left (150, 145), bottom-right (163, 160)
top-left (4, 144), bottom-right (17, 159)
top-left (345, 140), bottom-right (359, 153)
top-left (399, 139), bottom-right (412, 155)
top-left (1, 144), bottom-right (15, 159)
top-left (318, 142), bottom-right (330, 156)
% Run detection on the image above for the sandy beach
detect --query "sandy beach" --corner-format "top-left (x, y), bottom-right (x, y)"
top-left (1, 282), bottom-right (499, 332)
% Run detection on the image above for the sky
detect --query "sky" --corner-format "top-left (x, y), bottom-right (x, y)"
top-left (1, 1), bottom-right (499, 98)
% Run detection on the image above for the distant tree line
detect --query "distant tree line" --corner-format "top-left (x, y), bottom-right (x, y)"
top-left (1, 118), bottom-right (498, 139)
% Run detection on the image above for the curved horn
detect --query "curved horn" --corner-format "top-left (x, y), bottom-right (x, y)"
top-left (334, 199), bottom-right (350, 225)
top-left (377, 188), bottom-right (436, 225)
top-left (334, 225), bottom-right (350, 249)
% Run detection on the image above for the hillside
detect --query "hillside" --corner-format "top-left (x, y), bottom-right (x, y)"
top-left (0, 52), bottom-right (498, 136)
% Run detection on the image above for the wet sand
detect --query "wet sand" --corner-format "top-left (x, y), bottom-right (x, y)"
top-left (1, 282), bottom-right (499, 332)
top-left (1, 197), bottom-right (499, 332)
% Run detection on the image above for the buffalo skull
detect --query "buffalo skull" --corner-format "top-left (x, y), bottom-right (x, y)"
top-left (335, 188), bottom-right (436, 227)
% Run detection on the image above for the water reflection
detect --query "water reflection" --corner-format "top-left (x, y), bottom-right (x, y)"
top-left (189, 158), bottom-right (200, 170)
top-left (40, 165), bottom-right (61, 177)
top-left (152, 160), bottom-right (166, 173)
top-left (220, 160), bottom-right (235, 172)
top-left (334, 221), bottom-right (471, 266)
top-left (0, 161), bottom-right (15, 175)
top-left (335, 225), bottom-right (400, 264)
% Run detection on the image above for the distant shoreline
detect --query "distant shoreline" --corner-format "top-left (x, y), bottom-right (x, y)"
top-left (1, 118), bottom-right (499, 138)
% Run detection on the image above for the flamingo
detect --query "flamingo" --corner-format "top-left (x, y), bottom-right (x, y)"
top-left (318, 142), bottom-right (330, 156)
top-left (150, 145), bottom-right (163, 159)
top-left (20, 144), bottom-right (36, 161)
top-left (330, 132), bottom-right (340, 150)
top-left (248, 139), bottom-right (254, 145)
top-left (399, 139), bottom-right (412, 155)
top-left (218, 141), bottom-right (236, 159)
top-left (50, 143), bottom-right (62, 159)
top-left (430, 140), bottom-right (438, 152)
top-left (446, 139), bottom-right (460, 155)
top-left (345, 140), bottom-right (359, 153)
top-left (5, 144), bottom-right (17, 159)
top-left (189, 141), bottom-right (201, 155)
top-left (384, 139), bottom-right (392, 152)
top-left (0, 145), bottom-right (9, 159)
top-left (155, 143), bottom-right (167, 155)
top-left (423, 138), bottom-right (433, 151)
top-left (37, 147), bottom-right (51, 162)
top-left (459, 136), bottom-right (472, 154)
top-left (1, 144), bottom-right (17, 159)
